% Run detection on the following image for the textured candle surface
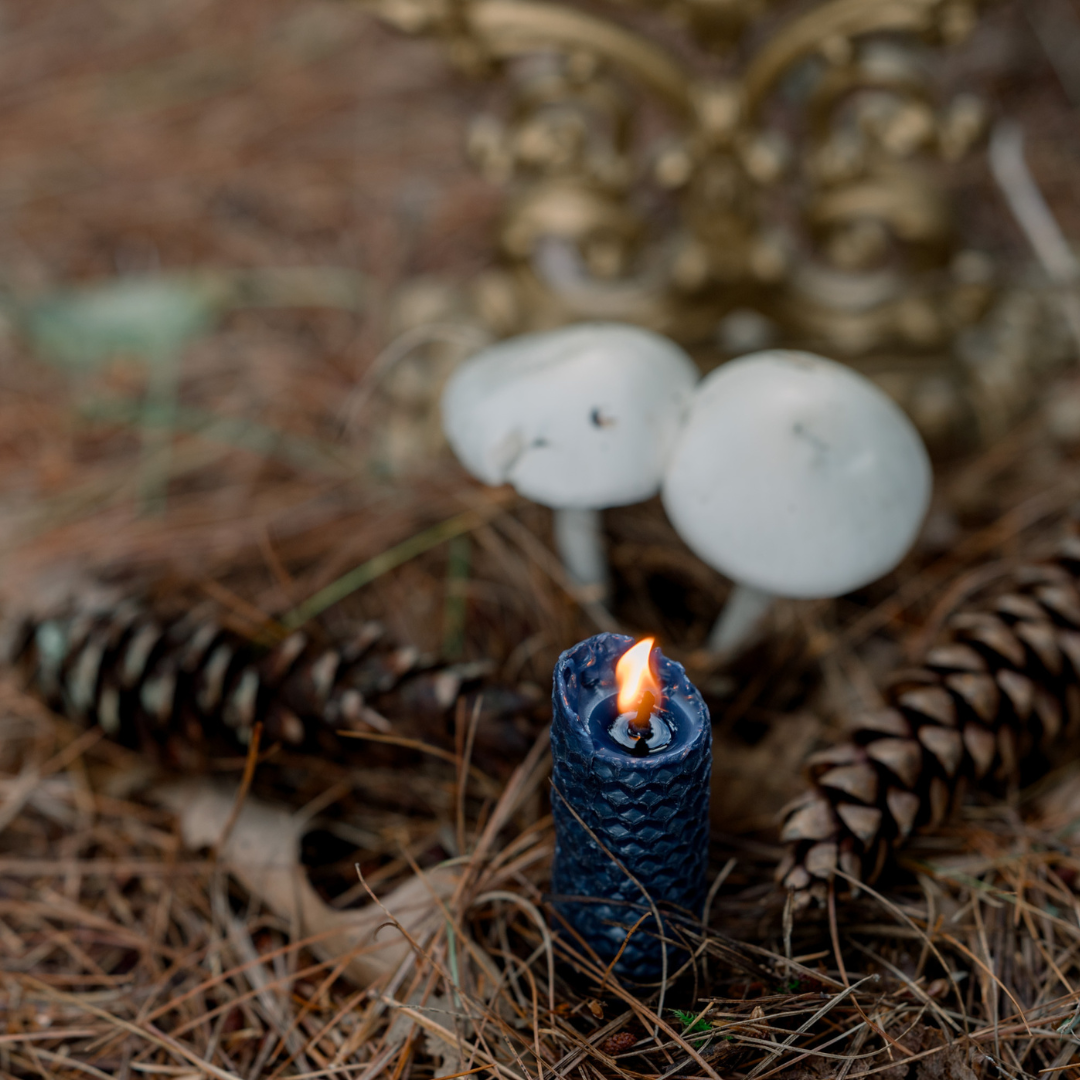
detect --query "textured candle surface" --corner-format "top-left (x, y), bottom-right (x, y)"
top-left (550, 633), bottom-right (711, 981)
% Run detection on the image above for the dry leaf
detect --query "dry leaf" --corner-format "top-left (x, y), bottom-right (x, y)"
top-left (159, 779), bottom-right (459, 987)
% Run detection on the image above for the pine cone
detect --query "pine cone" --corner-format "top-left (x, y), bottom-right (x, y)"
top-left (778, 532), bottom-right (1080, 907)
top-left (12, 596), bottom-right (530, 769)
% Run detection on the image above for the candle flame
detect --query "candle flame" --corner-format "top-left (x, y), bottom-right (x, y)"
top-left (615, 638), bottom-right (662, 716)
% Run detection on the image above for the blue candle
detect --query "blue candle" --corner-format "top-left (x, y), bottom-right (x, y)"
top-left (550, 632), bottom-right (711, 982)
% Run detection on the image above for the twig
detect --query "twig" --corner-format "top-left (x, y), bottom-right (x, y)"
top-left (213, 723), bottom-right (263, 858)
top-left (336, 730), bottom-right (499, 796)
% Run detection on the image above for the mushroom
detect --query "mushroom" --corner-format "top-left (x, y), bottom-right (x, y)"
top-left (661, 349), bottom-right (931, 655)
top-left (441, 322), bottom-right (699, 600)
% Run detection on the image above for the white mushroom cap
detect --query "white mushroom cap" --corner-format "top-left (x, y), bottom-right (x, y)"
top-left (441, 323), bottom-right (699, 509)
top-left (662, 350), bottom-right (931, 598)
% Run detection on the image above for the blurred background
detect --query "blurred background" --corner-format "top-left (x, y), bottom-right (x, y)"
top-left (3, 0), bottom-right (1080, 743)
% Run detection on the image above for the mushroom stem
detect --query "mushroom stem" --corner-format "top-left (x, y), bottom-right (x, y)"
top-left (553, 507), bottom-right (610, 601)
top-left (707, 583), bottom-right (774, 657)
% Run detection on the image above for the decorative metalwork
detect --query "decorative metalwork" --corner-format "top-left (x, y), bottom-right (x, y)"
top-left (364, 0), bottom-right (1069, 447)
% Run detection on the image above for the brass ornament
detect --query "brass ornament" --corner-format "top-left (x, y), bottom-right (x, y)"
top-left (365, 0), bottom-right (1070, 449)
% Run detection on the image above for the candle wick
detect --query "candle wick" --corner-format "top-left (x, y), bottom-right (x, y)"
top-left (631, 690), bottom-right (655, 732)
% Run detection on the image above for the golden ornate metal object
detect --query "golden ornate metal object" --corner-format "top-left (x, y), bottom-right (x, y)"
top-left (365, 0), bottom-right (1070, 448)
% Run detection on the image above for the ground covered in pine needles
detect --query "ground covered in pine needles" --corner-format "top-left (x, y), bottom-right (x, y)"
top-left (6, 2), bottom-right (1080, 1079)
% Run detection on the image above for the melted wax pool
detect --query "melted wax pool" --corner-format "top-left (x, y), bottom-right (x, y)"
top-left (608, 707), bottom-right (673, 754)
top-left (579, 688), bottom-right (691, 760)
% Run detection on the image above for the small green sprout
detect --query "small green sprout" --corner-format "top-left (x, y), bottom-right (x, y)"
top-left (672, 1009), bottom-right (712, 1045)
top-left (672, 1009), bottom-right (711, 1034)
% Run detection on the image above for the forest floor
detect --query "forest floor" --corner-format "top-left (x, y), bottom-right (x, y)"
top-left (4, 2), bottom-right (1080, 1079)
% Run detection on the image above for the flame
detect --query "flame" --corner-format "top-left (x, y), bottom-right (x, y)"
top-left (615, 637), bottom-right (662, 715)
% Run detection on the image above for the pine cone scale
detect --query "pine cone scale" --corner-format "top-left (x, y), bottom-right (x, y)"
top-left (961, 722), bottom-right (996, 776)
top-left (943, 672), bottom-right (998, 719)
top-left (865, 738), bottom-right (921, 787)
top-left (917, 726), bottom-right (963, 776)
top-left (896, 686), bottom-right (955, 726)
top-left (818, 763), bottom-right (878, 803)
top-left (885, 787), bottom-right (919, 838)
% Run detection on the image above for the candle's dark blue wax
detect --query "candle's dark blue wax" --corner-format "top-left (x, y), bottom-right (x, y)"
top-left (550, 633), bottom-right (711, 982)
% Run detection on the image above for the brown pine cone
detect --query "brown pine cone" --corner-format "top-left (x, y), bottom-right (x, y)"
top-left (11, 596), bottom-right (534, 769)
top-left (778, 531), bottom-right (1080, 907)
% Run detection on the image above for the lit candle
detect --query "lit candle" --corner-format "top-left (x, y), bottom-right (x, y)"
top-left (550, 633), bottom-right (711, 981)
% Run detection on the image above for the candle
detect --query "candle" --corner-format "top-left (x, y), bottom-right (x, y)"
top-left (550, 632), bottom-right (711, 981)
